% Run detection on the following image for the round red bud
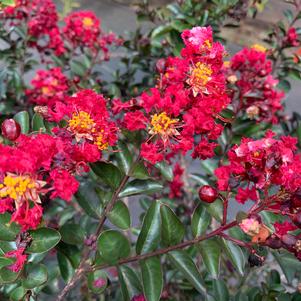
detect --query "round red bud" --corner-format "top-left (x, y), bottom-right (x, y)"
top-left (198, 185), bottom-right (218, 203)
top-left (281, 234), bottom-right (297, 247)
top-left (265, 235), bottom-right (282, 249)
top-left (1, 119), bottom-right (21, 141)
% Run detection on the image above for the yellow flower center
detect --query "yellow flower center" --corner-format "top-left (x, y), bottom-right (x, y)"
top-left (94, 132), bottom-right (109, 150)
top-left (187, 62), bottom-right (212, 96)
top-left (203, 39), bottom-right (212, 49)
top-left (251, 44), bottom-right (266, 53)
top-left (68, 111), bottom-right (96, 134)
top-left (41, 86), bottom-right (51, 95)
top-left (0, 175), bottom-right (36, 201)
top-left (83, 17), bottom-right (94, 28)
top-left (150, 112), bottom-right (178, 136)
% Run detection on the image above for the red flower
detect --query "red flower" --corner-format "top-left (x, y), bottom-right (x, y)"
top-left (169, 163), bottom-right (184, 199)
top-left (228, 45), bottom-right (284, 123)
top-left (26, 67), bottom-right (69, 106)
top-left (63, 11), bottom-right (101, 49)
top-left (49, 169), bottom-right (79, 202)
top-left (274, 221), bottom-right (297, 236)
top-left (285, 27), bottom-right (299, 47)
top-left (119, 26), bottom-right (229, 164)
top-left (5, 248), bottom-right (27, 272)
top-left (141, 143), bottom-right (164, 164)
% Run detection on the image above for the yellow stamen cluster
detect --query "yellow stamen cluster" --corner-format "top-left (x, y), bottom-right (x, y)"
top-left (83, 17), bottom-right (94, 28)
top-left (41, 86), bottom-right (51, 95)
top-left (150, 112), bottom-right (178, 136)
top-left (251, 44), bottom-right (266, 53)
top-left (0, 175), bottom-right (36, 201)
top-left (94, 133), bottom-right (109, 150)
top-left (203, 39), bottom-right (212, 49)
top-left (68, 111), bottom-right (96, 134)
top-left (187, 62), bottom-right (212, 96)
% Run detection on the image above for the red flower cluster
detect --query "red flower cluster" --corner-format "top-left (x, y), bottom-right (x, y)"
top-left (119, 26), bottom-right (229, 164)
top-left (285, 27), bottom-right (299, 47)
top-left (169, 163), bottom-right (184, 199)
top-left (215, 131), bottom-right (301, 202)
top-left (1, 1), bottom-right (121, 58)
top-left (226, 45), bottom-right (284, 123)
top-left (26, 67), bottom-right (69, 106)
top-left (2, 0), bottom-right (65, 56)
top-left (63, 10), bottom-right (122, 56)
top-left (48, 90), bottom-right (118, 163)
top-left (0, 133), bottom-right (80, 231)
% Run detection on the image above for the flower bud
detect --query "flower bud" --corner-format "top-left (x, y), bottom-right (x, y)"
top-left (246, 105), bottom-right (259, 119)
top-left (259, 69), bottom-right (267, 77)
top-left (293, 212), bottom-right (301, 228)
top-left (1, 119), bottom-right (21, 141)
top-left (198, 185), bottom-right (218, 203)
top-left (156, 59), bottom-right (166, 73)
top-left (281, 234), bottom-right (297, 247)
top-left (227, 75), bottom-right (237, 84)
top-left (265, 235), bottom-right (282, 249)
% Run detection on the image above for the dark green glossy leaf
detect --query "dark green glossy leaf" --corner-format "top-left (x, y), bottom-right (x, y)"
top-left (198, 238), bottom-right (220, 278)
top-left (57, 251), bottom-right (74, 283)
top-left (213, 279), bottom-right (229, 301)
top-left (115, 141), bottom-right (133, 175)
top-left (70, 60), bottom-right (87, 77)
top-left (0, 213), bottom-right (20, 241)
top-left (60, 223), bottom-right (85, 245)
top-left (22, 263), bottom-right (48, 289)
top-left (140, 257), bottom-right (163, 301)
top-left (97, 230), bottom-right (130, 264)
top-left (10, 287), bottom-right (27, 301)
top-left (108, 200), bottom-right (131, 230)
top-left (0, 265), bottom-right (21, 284)
top-left (120, 180), bottom-right (163, 198)
top-left (160, 204), bottom-right (184, 246)
top-left (221, 238), bottom-right (245, 275)
top-left (13, 111), bottom-right (29, 134)
top-left (87, 270), bottom-right (107, 293)
top-left (203, 199), bottom-right (223, 222)
top-left (91, 162), bottom-right (123, 189)
top-left (27, 228), bottom-right (61, 253)
top-left (155, 161), bottom-right (173, 181)
top-left (273, 250), bottom-right (301, 283)
top-left (118, 265), bottom-right (143, 301)
top-left (191, 204), bottom-right (211, 237)
top-left (131, 162), bottom-right (150, 179)
top-left (168, 250), bottom-right (206, 295)
top-left (136, 201), bottom-right (161, 254)
top-left (32, 113), bottom-right (46, 132)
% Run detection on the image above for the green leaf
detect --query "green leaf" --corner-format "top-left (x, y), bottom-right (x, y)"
top-left (213, 279), bottom-right (229, 301)
top-left (60, 223), bottom-right (85, 245)
top-left (76, 182), bottom-right (100, 219)
top-left (168, 250), bottom-right (206, 295)
top-left (22, 263), bottom-right (48, 289)
top-left (130, 162), bottom-right (150, 179)
top-left (191, 204), bottom-right (211, 237)
top-left (155, 161), bottom-right (173, 181)
top-left (10, 287), bottom-right (27, 301)
top-left (27, 228), bottom-right (61, 253)
top-left (97, 230), bottom-right (130, 264)
top-left (32, 113), bottom-right (46, 132)
top-left (108, 200), bottom-right (131, 230)
top-left (0, 256), bottom-right (14, 269)
top-left (140, 257), bottom-right (163, 301)
top-left (136, 201), bottom-right (161, 254)
top-left (87, 270), bottom-right (107, 293)
top-left (0, 213), bottom-right (20, 241)
top-left (273, 250), bottom-right (301, 283)
top-left (0, 266), bottom-right (21, 284)
top-left (13, 111), bottom-right (29, 134)
top-left (198, 238), bottom-right (220, 278)
top-left (118, 265), bottom-right (143, 301)
top-left (57, 251), bottom-right (74, 283)
top-left (115, 141), bottom-right (133, 175)
top-left (120, 180), bottom-right (163, 198)
top-left (151, 25), bottom-right (172, 39)
top-left (221, 238), bottom-right (245, 275)
top-left (203, 199), bottom-right (223, 222)
top-left (160, 204), bottom-right (184, 246)
top-left (91, 162), bottom-right (123, 189)
top-left (70, 60), bottom-right (87, 77)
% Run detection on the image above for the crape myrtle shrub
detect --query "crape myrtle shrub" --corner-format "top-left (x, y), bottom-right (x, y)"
top-left (1, 0), bottom-right (301, 301)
